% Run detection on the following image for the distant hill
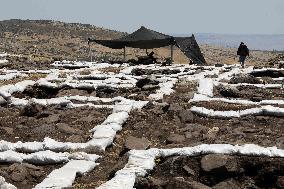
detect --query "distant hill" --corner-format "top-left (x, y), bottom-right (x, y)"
top-left (194, 33), bottom-right (284, 51)
top-left (0, 19), bottom-right (125, 60)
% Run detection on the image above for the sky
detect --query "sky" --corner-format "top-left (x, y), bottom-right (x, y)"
top-left (0, 0), bottom-right (284, 35)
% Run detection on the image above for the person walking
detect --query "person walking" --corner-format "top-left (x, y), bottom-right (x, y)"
top-left (237, 42), bottom-right (249, 68)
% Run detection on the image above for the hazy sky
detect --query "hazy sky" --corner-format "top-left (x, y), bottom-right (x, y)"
top-left (1, 0), bottom-right (284, 34)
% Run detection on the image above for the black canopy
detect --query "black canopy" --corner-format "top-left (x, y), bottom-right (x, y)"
top-left (88, 26), bottom-right (206, 64)
top-left (89, 26), bottom-right (175, 49)
top-left (175, 35), bottom-right (206, 65)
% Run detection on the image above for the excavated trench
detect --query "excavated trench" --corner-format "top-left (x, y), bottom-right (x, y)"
top-left (0, 163), bottom-right (61, 189)
top-left (134, 155), bottom-right (284, 189)
top-left (0, 105), bottom-right (112, 143)
top-left (13, 80), bottom-right (160, 101)
top-left (250, 70), bottom-right (284, 78)
top-left (215, 85), bottom-right (284, 101)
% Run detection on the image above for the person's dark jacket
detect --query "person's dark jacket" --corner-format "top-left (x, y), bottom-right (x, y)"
top-left (237, 44), bottom-right (249, 56)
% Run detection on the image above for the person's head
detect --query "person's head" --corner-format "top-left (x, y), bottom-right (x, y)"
top-left (240, 42), bottom-right (244, 45)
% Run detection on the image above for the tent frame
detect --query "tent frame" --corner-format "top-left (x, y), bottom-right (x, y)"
top-left (88, 26), bottom-right (205, 65)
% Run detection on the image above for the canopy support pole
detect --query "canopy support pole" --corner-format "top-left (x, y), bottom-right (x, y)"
top-left (170, 44), bottom-right (174, 64)
top-left (89, 43), bottom-right (93, 62)
top-left (123, 46), bottom-right (126, 62)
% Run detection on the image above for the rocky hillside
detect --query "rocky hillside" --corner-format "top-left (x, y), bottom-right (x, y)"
top-left (0, 19), bottom-right (125, 61)
top-left (0, 19), bottom-right (282, 66)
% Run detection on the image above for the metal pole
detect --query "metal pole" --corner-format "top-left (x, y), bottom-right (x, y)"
top-left (170, 44), bottom-right (173, 64)
top-left (123, 47), bottom-right (126, 62)
top-left (89, 43), bottom-right (92, 62)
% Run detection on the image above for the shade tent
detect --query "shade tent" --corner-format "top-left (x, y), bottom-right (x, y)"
top-left (175, 35), bottom-right (206, 65)
top-left (89, 26), bottom-right (175, 49)
top-left (88, 26), bottom-right (206, 64)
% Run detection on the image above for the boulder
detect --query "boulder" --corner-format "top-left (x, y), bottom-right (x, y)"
top-left (22, 163), bottom-right (42, 170)
top-left (20, 103), bottom-right (45, 117)
top-left (78, 115), bottom-right (96, 123)
top-left (36, 111), bottom-right (51, 119)
top-left (276, 176), bottom-right (284, 188)
top-left (1, 127), bottom-right (14, 135)
top-left (276, 137), bottom-right (284, 149)
top-left (261, 77), bottom-right (274, 84)
top-left (66, 135), bottom-right (84, 143)
top-left (195, 69), bottom-right (203, 74)
top-left (232, 127), bottom-right (246, 138)
top-left (179, 109), bottom-right (194, 123)
top-left (213, 179), bottom-right (240, 189)
top-left (136, 77), bottom-right (159, 88)
top-left (219, 85), bottom-right (240, 98)
top-left (201, 154), bottom-right (228, 172)
top-left (167, 134), bottom-right (185, 144)
top-left (204, 127), bottom-right (220, 139)
top-left (183, 165), bottom-right (195, 176)
top-left (29, 170), bottom-right (44, 178)
top-left (136, 78), bottom-right (152, 88)
top-left (9, 164), bottom-right (28, 182)
top-left (45, 114), bottom-right (61, 123)
top-left (23, 163), bottom-right (44, 178)
top-left (32, 124), bottom-right (56, 135)
top-left (149, 177), bottom-right (166, 187)
top-left (201, 154), bottom-right (240, 173)
top-left (185, 92), bottom-right (196, 100)
top-left (179, 124), bottom-right (208, 138)
top-left (135, 177), bottom-right (167, 188)
top-left (131, 68), bottom-right (148, 76)
top-left (125, 136), bottom-right (150, 150)
top-left (168, 103), bottom-right (183, 113)
top-left (169, 177), bottom-right (211, 189)
top-left (56, 123), bottom-right (81, 135)
top-left (142, 101), bottom-right (155, 110)
top-left (96, 86), bottom-right (116, 94)
top-left (0, 96), bottom-right (7, 106)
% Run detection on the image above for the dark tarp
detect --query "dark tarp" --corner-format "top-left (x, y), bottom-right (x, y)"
top-left (88, 26), bottom-right (206, 64)
top-left (88, 26), bottom-right (175, 49)
top-left (175, 35), bottom-right (206, 65)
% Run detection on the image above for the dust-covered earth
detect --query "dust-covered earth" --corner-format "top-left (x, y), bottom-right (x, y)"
top-left (0, 54), bottom-right (283, 189)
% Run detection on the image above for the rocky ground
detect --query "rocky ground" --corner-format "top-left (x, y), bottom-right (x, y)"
top-left (0, 48), bottom-right (283, 188)
top-left (0, 163), bottom-right (60, 189)
top-left (0, 105), bottom-right (111, 143)
top-left (73, 77), bottom-right (284, 188)
top-left (1, 18), bottom-right (284, 189)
